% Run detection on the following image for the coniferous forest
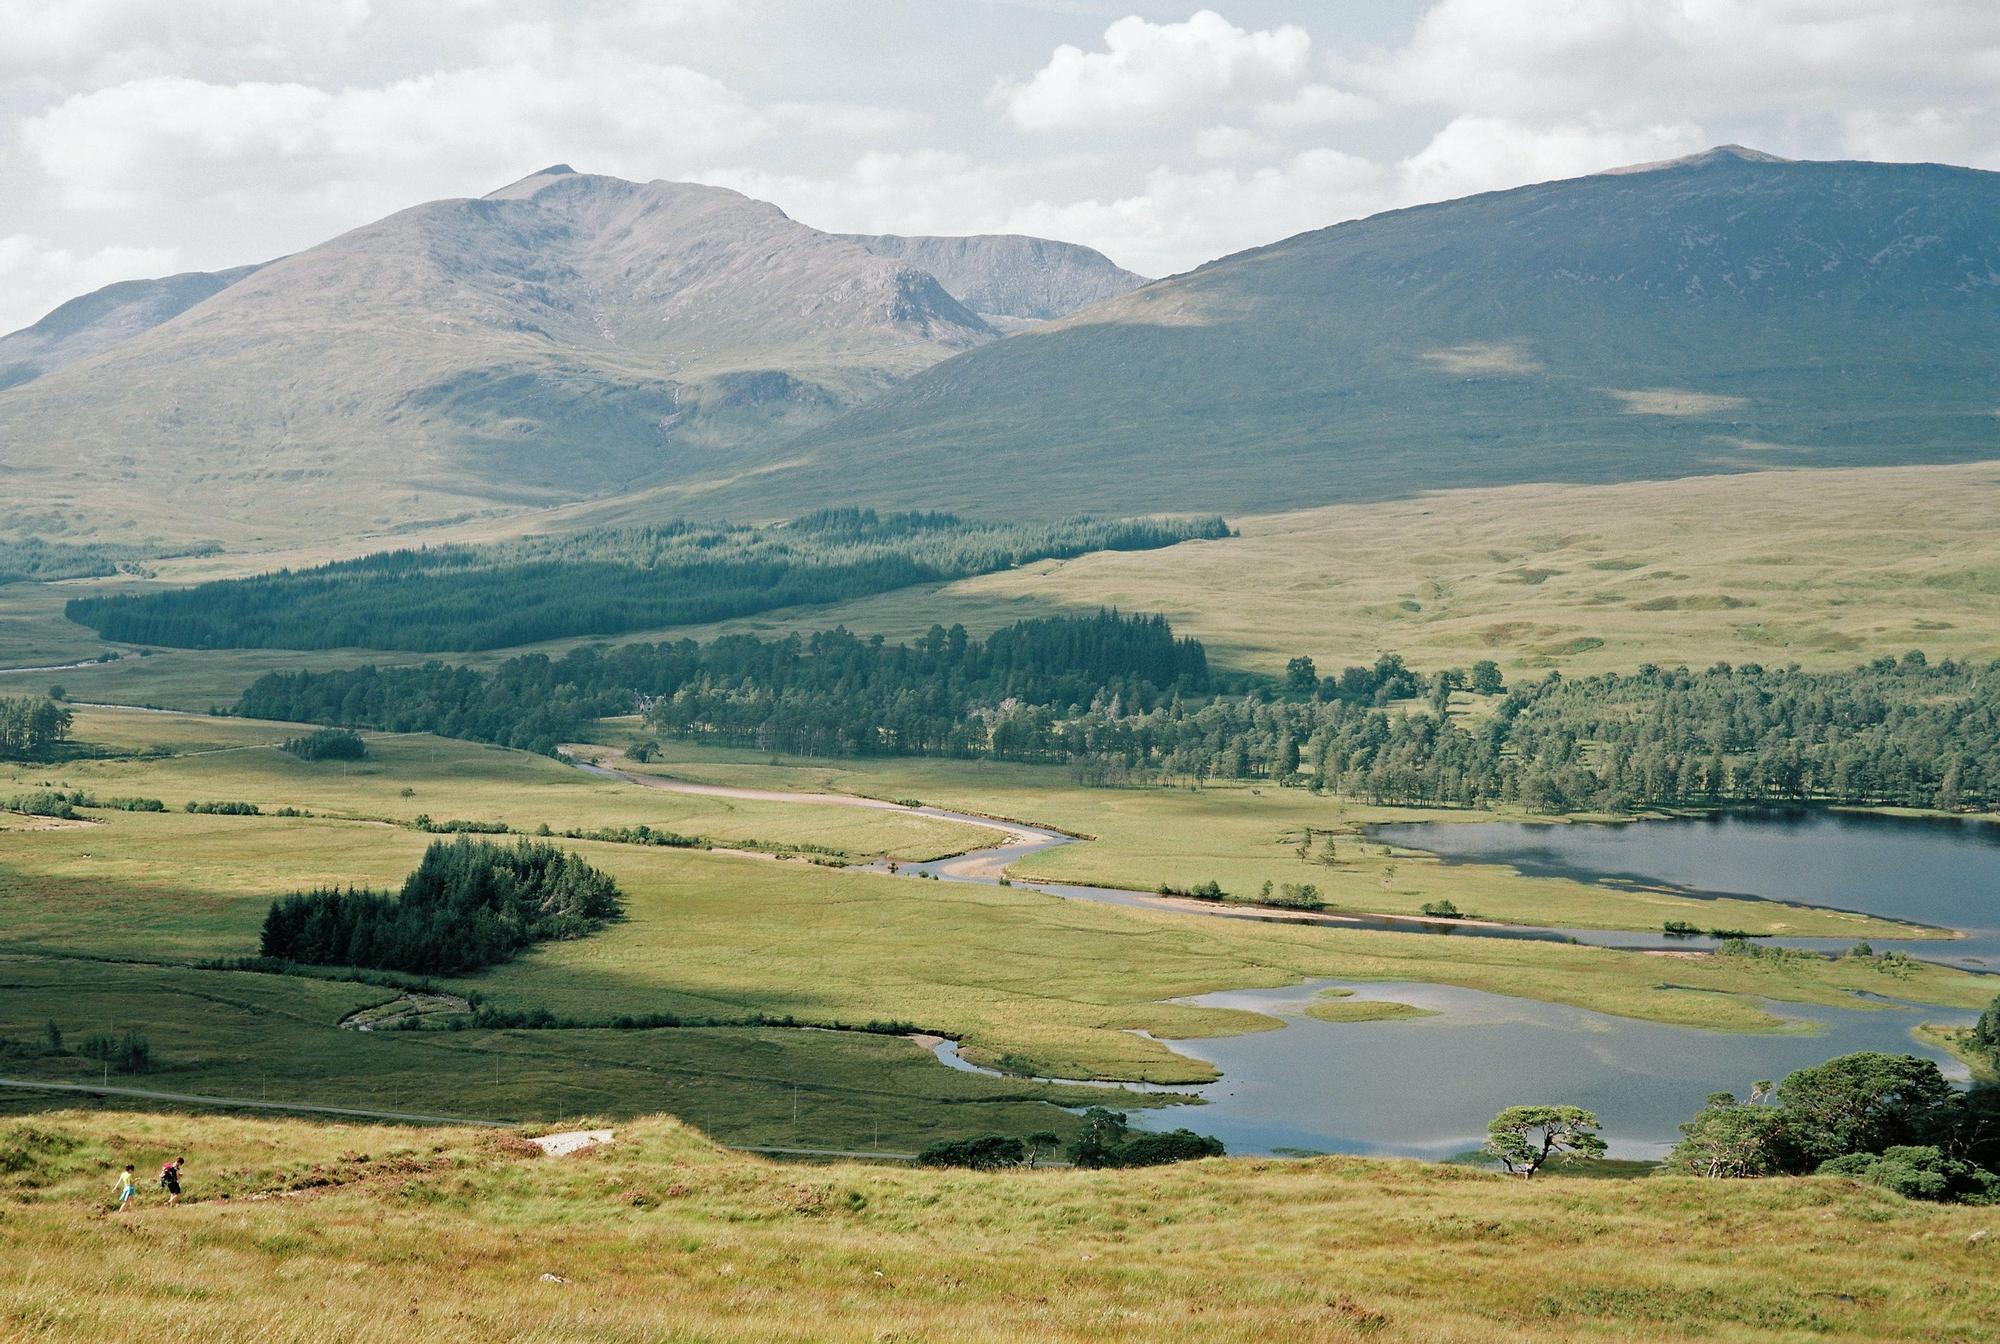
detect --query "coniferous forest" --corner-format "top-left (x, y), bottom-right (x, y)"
top-left (64, 511), bottom-right (1228, 652)
top-left (234, 615), bottom-right (1998, 813)
top-left (259, 837), bottom-right (623, 975)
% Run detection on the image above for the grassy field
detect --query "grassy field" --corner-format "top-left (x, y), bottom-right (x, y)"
top-left (3, 1107), bottom-right (1996, 1343)
top-left (584, 731), bottom-right (1934, 941)
top-left (643, 461), bottom-right (2000, 678)
top-left (3, 713), bottom-right (1990, 1100)
top-left (7, 462), bottom-right (1998, 711)
top-left (0, 957), bottom-right (1114, 1149)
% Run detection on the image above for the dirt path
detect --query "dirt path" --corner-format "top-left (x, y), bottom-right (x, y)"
top-left (0, 1076), bottom-right (518, 1128)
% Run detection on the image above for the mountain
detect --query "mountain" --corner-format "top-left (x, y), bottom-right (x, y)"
top-left (839, 233), bottom-right (1146, 328)
top-left (0, 263), bottom-right (264, 391)
top-left (727, 148), bottom-right (1999, 519)
top-left (0, 167), bottom-right (1010, 542)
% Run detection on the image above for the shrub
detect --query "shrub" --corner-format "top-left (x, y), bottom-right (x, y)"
top-left (917, 1135), bottom-right (1027, 1169)
top-left (1819, 1146), bottom-right (1998, 1203)
top-left (185, 800), bottom-right (260, 815)
top-left (1422, 899), bottom-right (1464, 919)
top-left (6, 791), bottom-right (78, 819)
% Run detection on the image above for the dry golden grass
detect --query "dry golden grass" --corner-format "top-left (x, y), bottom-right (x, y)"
top-left (640, 461), bottom-right (2000, 678)
top-left (3, 1108), bottom-right (1996, 1343)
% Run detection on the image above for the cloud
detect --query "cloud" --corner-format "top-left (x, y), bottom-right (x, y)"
top-left (0, 235), bottom-right (182, 332)
top-left (1396, 116), bottom-right (1708, 203)
top-left (1355, 0), bottom-right (2000, 127)
top-left (1254, 83), bottom-right (1375, 128)
top-left (1000, 9), bottom-right (1311, 131)
top-left (18, 52), bottom-right (905, 218)
top-left (1841, 106), bottom-right (2000, 171)
top-left (1192, 126), bottom-right (1272, 160)
top-left (725, 146), bottom-right (1389, 280)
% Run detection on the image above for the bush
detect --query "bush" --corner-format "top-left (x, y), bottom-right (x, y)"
top-left (6, 791), bottom-right (79, 819)
top-left (917, 1135), bottom-right (1028, 1169)
top-left (414, 815), bottom-right (510, 835)
top-left (1271, 882), bottom-right (1323, 910)
top-left (77, 1029), bottom-right (151, 1073)
top-left (282, 728), bottom-right (367, 762)
top-left (185, 800), bottom-right (260, 815)
top-left (1819, 1146), bottom-right (1998, 1203)
top-left (93, 795), bottom-right (166, 812)
top-left (1421, 900), bottom-right (1463, 918)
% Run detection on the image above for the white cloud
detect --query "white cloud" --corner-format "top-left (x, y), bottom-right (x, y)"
top-left (1254, 83), bottom-right (1374, 128)
top-left (726, 146), bottom-right (1389, 280)
top-left (1000, 9), bottom-right (1312, 131)
top-left (18, 53), bottom-right (903, 217)
top-left (0, 236), bottom-right (182, 332)
top-left (1193, 126), bottom-right (1272, 160)
top-left (1396, 116), bottom-right (1707, 204)
top-left (1841, 107), bottom-right (2000, 171)
top-left (1356, 0), bottom-right (2000, 127)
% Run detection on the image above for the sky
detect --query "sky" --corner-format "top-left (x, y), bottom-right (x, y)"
top-left (2, 0), bottom-right (1995, 332)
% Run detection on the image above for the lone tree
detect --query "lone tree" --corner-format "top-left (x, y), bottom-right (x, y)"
top-left (1484, 1105), bottom-right (1607, 1178)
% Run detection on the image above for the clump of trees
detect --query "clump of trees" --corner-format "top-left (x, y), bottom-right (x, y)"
top-left (918, 1131), bottom-right (1065, 1169)
top-left (259, 837), bottom-right (623, 974)
top-left (282, 727), bottom-right (366, 761)
top-left (77, 1029), bottom-right (152, 1074)
top-left (0, 696), bottom-right (72, 761)
top-left (1667, 1051), bottom-right (1999, 1202)
top-left (1070, 1108), bottom-right (1226, 1168)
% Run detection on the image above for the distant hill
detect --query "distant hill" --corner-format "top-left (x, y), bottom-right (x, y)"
top-left (0, 263), bottom-right (264, 391)
top-left (839, 233), bottom-right (1146, 327)
top-left (0, 169), bottom-right (1125, 544)
top-left (735, 148), bottom-right (1999, 519)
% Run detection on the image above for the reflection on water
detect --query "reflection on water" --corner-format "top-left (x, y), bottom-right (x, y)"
top-left (1370, 808), bottom-right (2000, 967)
top-left (1127, 979), bottom-right (1977, 1159)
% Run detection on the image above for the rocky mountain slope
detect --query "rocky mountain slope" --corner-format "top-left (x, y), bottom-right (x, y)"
top-left (839, 232), bottom-right (1147, 327)
top-left (0, 168), bottom-right (1106, 543)
top-left (734, 148), bottom-right (1998, 519)
top-left (0, 263), bottom-right (264, 392)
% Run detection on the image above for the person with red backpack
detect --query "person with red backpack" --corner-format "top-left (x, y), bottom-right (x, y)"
top-left (159, 1155), bottom-right (185, 1206)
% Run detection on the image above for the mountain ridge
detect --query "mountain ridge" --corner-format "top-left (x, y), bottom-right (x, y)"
top-left (0, 170), bottom-right (1131, 543)
top-left (716, 147), bottom-right (1999, 520)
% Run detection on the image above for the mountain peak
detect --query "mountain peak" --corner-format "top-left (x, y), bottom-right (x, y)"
top-left (482, 164), bottom-right (589, 200)
top-left (1600, 144), bottom-right (1794, 176)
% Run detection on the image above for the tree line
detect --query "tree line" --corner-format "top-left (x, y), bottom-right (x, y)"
top-left (0, 696), bottom-right (72, 760)
top-left (66, 511), bottom-right (1228, 652)
top-left (238, 627), bottom-right (1997, 813)
top-left (260, 837), bottom-right (623, 975)
top-left (236, 611), bottom-right (1211, 757)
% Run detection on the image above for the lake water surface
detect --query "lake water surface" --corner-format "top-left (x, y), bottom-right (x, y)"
top-left (1126, 979), bottom-right (1977, 1160)
top-left (1370, 809), bottom-right (2000, 968)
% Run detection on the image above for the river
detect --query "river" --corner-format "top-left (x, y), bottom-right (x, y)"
top-left (584, 759), bottom-right (1992, 1157)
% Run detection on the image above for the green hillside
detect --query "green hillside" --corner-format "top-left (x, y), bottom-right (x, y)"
top-left (732, 148), bottom-right (1999, 518)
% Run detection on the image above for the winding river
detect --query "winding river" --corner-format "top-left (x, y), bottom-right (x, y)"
top-left (583, 759), bottom-right (1992, 1158)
